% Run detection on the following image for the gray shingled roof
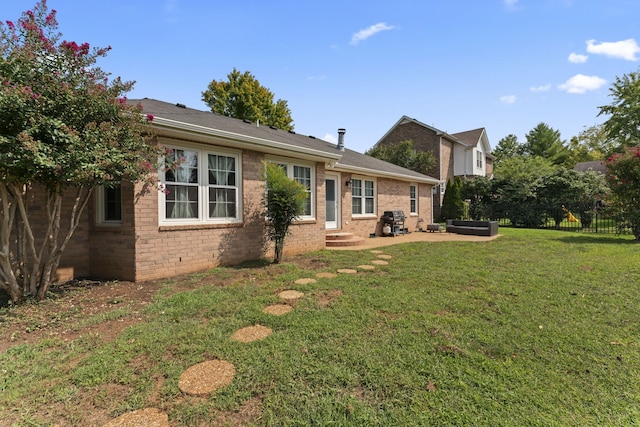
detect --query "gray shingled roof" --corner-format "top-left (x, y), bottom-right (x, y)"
top-left (451, 128), bottom-right (484, 146)
top-left (133, 98), bottom-right (439, 184)
top-left (574, 160), bottom-right (607, 174)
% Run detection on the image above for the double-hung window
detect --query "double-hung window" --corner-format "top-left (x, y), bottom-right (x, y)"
top-left (267, 159), bottom-right (315, 219)
top-left (96, 184), bottom-right (122, 225)
top-left (160, 145), bottom-right (241, 224)
top-left (351, 177), bottom-right (375, 216)
top-left (476, 150), bottom-right (483, 169)
top-left (409, 184), bottom-right (418, 214)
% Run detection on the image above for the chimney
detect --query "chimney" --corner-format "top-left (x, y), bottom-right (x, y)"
top-left (337, 128), bottom-right (346, 151)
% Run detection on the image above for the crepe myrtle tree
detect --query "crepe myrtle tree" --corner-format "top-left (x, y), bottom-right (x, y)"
top-left (605, 147), bottom-right (640, 240)
top-left (0, 2), bottom-right (165, 303)
top-left (263, 162), bottom-right (307, 264)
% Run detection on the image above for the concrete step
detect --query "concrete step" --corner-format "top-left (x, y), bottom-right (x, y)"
top-left (325, 232), bottom-right (365, 247)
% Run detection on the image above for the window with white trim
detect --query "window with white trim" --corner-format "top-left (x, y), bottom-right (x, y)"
top-left (410, 184), bottom-right (418, 214)
top-left (266, 159), bottom-right (315, 218)
top-left (351, 178), bottom-right (376, 216)
top-left (476, 150), bottom-right (483, 168)
top-left (96, 184), bottom-right (122, 224)
top-left (160, 145), bottom-right (241, 224)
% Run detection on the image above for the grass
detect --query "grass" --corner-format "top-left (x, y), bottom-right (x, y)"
top-left (1, 228), bottom-right (640, 426)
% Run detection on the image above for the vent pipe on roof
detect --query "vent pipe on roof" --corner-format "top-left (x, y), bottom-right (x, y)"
top-left (337, 128), bottom-right (346, 151)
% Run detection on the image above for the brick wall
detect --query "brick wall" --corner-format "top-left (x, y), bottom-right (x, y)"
top-left (377, 121), bottom-right (442, 179)
top-left (338, 175), bottom-right (433, 237)
top-left (116, 150), bottom-right (327, 282)
top-left (4, 185), bottom-right (90, 283)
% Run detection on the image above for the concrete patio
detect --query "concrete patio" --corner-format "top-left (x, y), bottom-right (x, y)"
top-left (326, 230), bottom-right (501, 251)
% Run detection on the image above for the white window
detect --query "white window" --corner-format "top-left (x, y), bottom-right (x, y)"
top-left (410, 184), bottom-right (418, 214)
top-left (266, 158), bottom-right (315, 219)
top-left (477, 150), bottom-right (483, 169)
top-left (351, 177), bottom-right (376, 216)
top-left (96, 184), bottom-right (122, 224)
top-left (160, 145), bottom-right (241, 224)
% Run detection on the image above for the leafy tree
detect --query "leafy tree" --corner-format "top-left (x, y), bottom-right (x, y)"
top-left (491, 156), bottom-right (557, 227)
top-left (202, 68), bottom-right (294, 131)
top-left (365, 139), bottom-right (436, 175)
top-left (460, 176), bottom-right (492, 220)
top-left (565, 124), bottom-right (621, 167)
top-left (492, 134), bottom-right (524, 165)
top-left (0, 2), bottom-right (160, 303)
top-left (598, 69), bottom-right (640, 149)
top-left (604, 147), bottom-right (640, 240)
top-left (538, 168), bottom-right (608, 228)
top-left (263, 162), bottom-right (307, 263)
top-left (440, 177), bottom-right (465, 221)
top-left (524, 123), bottom-right (569, 165)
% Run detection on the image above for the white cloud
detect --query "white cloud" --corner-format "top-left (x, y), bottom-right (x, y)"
top-left (500, 95), bottom-right (517, 104)
top-left (586, 39), bottom-right (640, 61)
top-left (558, 74), bottom-right (607, 94)
top-left (568, 53), bottom-right (588, 63)
top-left (503, 0), bottom-right (519, 7)
top-left (530, 84), bottom-right (551, 93)
top-left (350, 23), bottom-right (395, 46)
top-left (324, 133), bottom-right (337, 144)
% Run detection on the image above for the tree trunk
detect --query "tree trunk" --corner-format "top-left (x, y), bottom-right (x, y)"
top-left (0, 183), bottom-right (24, 303)
top-left (0, 183), bottom-right (93, 303)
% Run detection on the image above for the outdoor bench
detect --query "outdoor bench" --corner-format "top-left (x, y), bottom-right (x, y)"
top-left (446, 220), bottom-right (498, 236)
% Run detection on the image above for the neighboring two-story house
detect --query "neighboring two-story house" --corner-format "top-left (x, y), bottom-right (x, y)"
top-left (374, 116), bottom-right (493, 219)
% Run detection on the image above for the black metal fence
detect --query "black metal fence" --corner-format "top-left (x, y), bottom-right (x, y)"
top-left (461, 203), bottom-right (633, 235)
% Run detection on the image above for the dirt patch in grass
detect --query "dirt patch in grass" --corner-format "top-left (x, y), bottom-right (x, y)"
top-left (0, 280), bottom-right (159, 353)
top-left (0, 254), bottom-right (328, 426)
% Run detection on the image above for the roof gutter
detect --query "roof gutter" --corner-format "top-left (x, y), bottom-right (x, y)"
top-left (150, 116), bottom-right (342, 162)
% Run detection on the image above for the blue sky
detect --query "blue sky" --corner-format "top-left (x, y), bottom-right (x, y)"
top-left (2, 0), bottom-right (640, 153)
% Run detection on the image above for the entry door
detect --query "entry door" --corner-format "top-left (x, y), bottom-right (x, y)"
top-left (325, 175), bottom-right (339, 230)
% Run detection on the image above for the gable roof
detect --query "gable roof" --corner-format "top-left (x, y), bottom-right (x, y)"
top-left (451, 127), bottom-right (494, 158)
top-left (451, 128), bottom-right (484, 146)
top-left (375, 115), bottom-right (465, 147)
top-left (134, 99), bottom-right (439, 185)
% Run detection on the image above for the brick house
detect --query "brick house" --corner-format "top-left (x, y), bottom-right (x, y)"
top-left (47, 99), bottom-right (440, 283)
top-left (374, 116), bottom-right (493, 219)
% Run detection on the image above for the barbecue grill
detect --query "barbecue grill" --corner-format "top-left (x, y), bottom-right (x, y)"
top-left (381, 210), bottom-right (406, 236)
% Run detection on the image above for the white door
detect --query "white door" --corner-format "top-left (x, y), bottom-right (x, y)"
top-left (325, 175), bottom-right (339, 230)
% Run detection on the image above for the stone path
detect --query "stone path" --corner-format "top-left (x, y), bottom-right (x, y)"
top-left (102, 248), bottom-right (392, 426)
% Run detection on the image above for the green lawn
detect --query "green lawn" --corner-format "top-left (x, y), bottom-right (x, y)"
top-left (1, 228), bottom-right (639, 426)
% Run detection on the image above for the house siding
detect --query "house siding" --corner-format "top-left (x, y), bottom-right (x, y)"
top-left (377, 121), bottom-right (442, 179)
top-left (106, 149), bottom-right (328, 282)
top-left (89, 182), bottom-right (137, 281)
top-left (338, 174), bottom-right (433, 236)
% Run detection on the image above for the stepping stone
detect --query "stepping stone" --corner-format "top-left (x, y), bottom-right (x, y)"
top-left (178, 360), bottom-right (235, 396)
top-left (294, 278), bottom-right (317, 285)
top-left (278, 290), bottom-right (304, 300)
top-left (357, 265), bottom-right (376, 270)
top-left (231, 324), bottom-right (273, 343)
top-left (316, 272), bottom-right (337, 279)
top-left (102, 408), bottom-right (169, 427)
top-left (370, 250), bottom-right (385, 254)
top-left (337, 268), bottom-right (358, 274)
top-left (376, 254), bottom-right (393, 259)
top-left (371, 260), bottom-right (389, 265)
top-left (263, 304), bottom-right (293, 316)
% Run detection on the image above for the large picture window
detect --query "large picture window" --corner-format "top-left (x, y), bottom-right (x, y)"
top-left (351, 178), bottom-right (375, 216)
top-left (160, 145), bottom-right (241, 224)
